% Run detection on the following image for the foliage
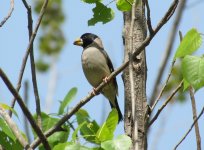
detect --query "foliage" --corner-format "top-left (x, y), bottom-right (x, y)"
top-left (0, 118), bottom-right (23, 150)
top-left (182, 55), bottom-right (204, 91)
top-left (88, 2), bottom-right (115, 26)
top-left (33, 0), bottom-right (66, 72)
top-left (33, 112), bottom-right (70, 150)
top-left (174, 28), bottom-right (203, 92)
top-left (58, 87), bottom-right (78, 115)
top-left (163, 28), bottom-right (203, 103)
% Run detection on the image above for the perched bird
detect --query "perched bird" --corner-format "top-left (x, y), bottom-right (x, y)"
top-left (73, 33), bottom-right (123, 122)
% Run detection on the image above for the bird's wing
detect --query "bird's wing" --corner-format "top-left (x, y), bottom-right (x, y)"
top-left (100, 48), bottom-right (118, 95)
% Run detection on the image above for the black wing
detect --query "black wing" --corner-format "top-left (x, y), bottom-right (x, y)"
top-left (100, 48), bottom-right (118, 95)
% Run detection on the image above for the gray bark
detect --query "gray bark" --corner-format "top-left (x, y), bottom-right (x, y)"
top-left (122, 2), bottom-right (148, 150)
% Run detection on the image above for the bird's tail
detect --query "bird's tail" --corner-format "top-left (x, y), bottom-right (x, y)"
top-left (109, 96), bottom-right (123, 123)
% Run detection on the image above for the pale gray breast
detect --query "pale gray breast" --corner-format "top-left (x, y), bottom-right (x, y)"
top-left (81, 47), bottom-right (111, 87)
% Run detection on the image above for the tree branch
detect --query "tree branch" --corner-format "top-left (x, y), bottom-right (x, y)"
top-left (151, 60), bottom-right (176, 111)
top-left (9, 0), bottom-right (49, 117)
top-left (0, 69), bottom-right (51, 150)
top-left (0, 0), bottom-right (14, 27)
top-left (189, 86), bottom-right (201, 150)
top-left (174, 105), bottom-right (204, 150)
top-left (148, 81), bottom-right (183, 127)
top-left (149, 0), bottom-right (186, 106)
top-left (129, 0), bottom-right (139, 149)
top-left (30, 0), bottom-right (179, 147)
top-left (145, 0), bottom-right (153, 34)
top-left (0, 106), bottom-right (33, 150)
top-left (22, 0), bottom-right (42, 128)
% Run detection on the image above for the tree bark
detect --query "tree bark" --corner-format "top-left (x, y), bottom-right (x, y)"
top-left (123, 2), bottom-right (148, 150)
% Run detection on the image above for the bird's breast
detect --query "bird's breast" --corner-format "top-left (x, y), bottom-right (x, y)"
top-left (81, 47), bottom-right (110, 87)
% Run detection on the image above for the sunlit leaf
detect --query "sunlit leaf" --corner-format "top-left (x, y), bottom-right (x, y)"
top-left (96, 109), bottom-right (118, 142)
top-left (174, 28), bottom-right (202, 59)
top-left (116, 0), bottom-right (132, 11)
top-left (53, 142), bottom-right (90, 150)
top-left (101, 135), bottom-right (132, 150)
top-left (0, 103), bottom-right (18, 118)
top-left (181, 55), bottom-right (204, 91)
top-left (58, 87), bottom-right (77, 115)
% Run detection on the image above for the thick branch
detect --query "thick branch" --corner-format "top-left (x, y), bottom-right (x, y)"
top-left (0, 69), bottom-right (51, 150)
top-left (128, 0), bottom-right (139, 149)
top-left (0, 0), bottom-right (14, 27)
top-left (0, 107), bottom-right (32, 150)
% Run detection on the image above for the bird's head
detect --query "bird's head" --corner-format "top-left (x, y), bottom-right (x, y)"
top-left (73, 33), bottom-right (103, 48)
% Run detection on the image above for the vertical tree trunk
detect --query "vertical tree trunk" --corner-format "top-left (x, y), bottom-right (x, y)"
top-left (123, 2), bottom-right (148, 150)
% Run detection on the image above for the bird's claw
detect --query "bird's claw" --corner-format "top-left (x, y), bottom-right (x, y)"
top-left (103, 76), bottom-right (109, 83)
top-left (91, 88), bottom-right (99, 96)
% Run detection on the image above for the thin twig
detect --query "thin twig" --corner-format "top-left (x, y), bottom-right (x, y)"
top-left (0, 0), bottom-right (14, 27)
top-left (174, 105), bottom-right (204, 150)
top-left (23, 80), bottom-right (31, 143)
top-left (132, 0), bottom-right (178, 58)
top-left (148, 81), bottom-right (183, 127)
top-left (145, 0), bottom-right (153, 34)
top-left (22, 0), bottom-right (42, 128)
top-left (0, 106), bottom-right (33, 150)
top-left (151, 60), bottom-right (176, 111)
top-left (149, 0), bottom-right (186, 107)
top-left (0, 69), bottom-right (51, 150)
top-left (31, 0), bottom-right (179, 147)
top-left (9, 0), bottom-right (49, 117)
top-left (189, 86), bottom-right (201, 150)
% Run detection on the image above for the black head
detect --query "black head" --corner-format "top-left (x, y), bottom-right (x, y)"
top-left (73, 33), bottom-right (99, 48)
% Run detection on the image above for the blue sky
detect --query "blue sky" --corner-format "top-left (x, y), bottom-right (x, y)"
top-left (0, 0), bottom-right (204, 149)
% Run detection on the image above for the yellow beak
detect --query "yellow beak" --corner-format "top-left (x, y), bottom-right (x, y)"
top-left (73, 38), bottom-right (83, 46)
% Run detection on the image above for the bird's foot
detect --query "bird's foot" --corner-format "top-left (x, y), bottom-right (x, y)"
top-left (91, 88), bottom-right (99, 96)
top-left (103, 76), bottom-right (109, 83)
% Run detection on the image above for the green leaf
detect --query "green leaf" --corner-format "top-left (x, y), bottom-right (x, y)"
top-left (183, 78), bottom-right (190, 91)
top-left (35, 59), bottom-right (50, 72)
top-left (96, 109), bottom-right (118, 142)
top-left (101, 135), bottom-right (132, 150)
top-left (116, 0), bottom-right (132, 11)
top-left (181, 55), bottom-right (204, 91)
top-left (76, 109), bottom-right (100, 143)
top-left (33, 112), bottom-right (69, 149)
top-left (58, 87), bottom-right (77, 115)
top-left (174, 28), bottom-right (202, 59)
top-left (88, 2), bottom-right (114, 26)
top-left (0, 118), bottom-right (15, 140)
top-left (0, 103), bottom-right (18, 118)
top-left (53, 142), bottom-right (90, 150)
top-left (0, 131), bottom-right (23, 150)
top-left (82, 0), bottom-right (101, 4)
top-left (72, 121), bottom-right (86, 142)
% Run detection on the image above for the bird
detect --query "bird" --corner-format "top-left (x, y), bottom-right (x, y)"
top-left (73, 33), bottom-right (123, 122)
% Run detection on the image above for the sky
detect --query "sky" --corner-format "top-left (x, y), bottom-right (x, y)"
top-left (0, 0), bottom-right (204, 150)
